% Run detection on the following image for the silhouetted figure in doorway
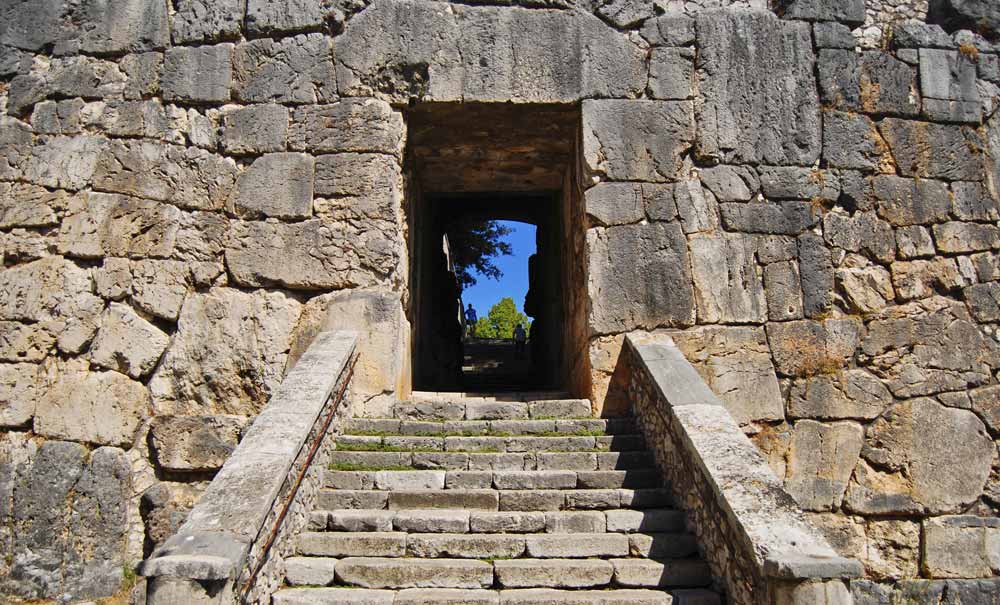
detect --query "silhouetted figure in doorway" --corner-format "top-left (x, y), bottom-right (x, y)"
top-left (514, 323), bottom-right (527, 357)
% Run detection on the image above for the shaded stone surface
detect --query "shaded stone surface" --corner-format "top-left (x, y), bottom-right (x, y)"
top-left (150, 415), bottom-right (248, 472)
top-left (695, 10), bottom-right (820, 166)
top-left (688, 233), bottom-right (766, 324)
top-left (89, 302), bottom-right (169, 379)
top-left (785, 420), bottom-right (863, 511)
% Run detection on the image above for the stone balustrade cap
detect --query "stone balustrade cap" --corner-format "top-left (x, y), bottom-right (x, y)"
top-left (764, 553), bottom-right (865, 579)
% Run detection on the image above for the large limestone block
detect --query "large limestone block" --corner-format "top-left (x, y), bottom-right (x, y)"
top-left (891, 258), bottom-right (968, 302)
top-left (35, 364), bottom-right (150, 447)
top-left (817, 50), bottom-right (920, 116)
top-left (0, 363), bottom-right (38, 428)
top-left (222, 103), bottom-right (289, 154)
top-left (0, 0), bottom-right (73, 52)
top-left (0, 257), bottom-right (103, 353)
top-left (313, 153), bottom-right (401, 224)
top-left (0, 183), bottom-right (65, 229)
top-left (779, 0), bottom-right (866, 25)
top-left (873, 176), bottom-right (952, 226)
top-left (131, 259), bottom-right (190, 321)
top-left (928, 0), bottom-right (1000, 41)
top-left (0, 322), bottom-right (56, 363)
top-left (822, 110), bottom-right (895, 172)
top-left (846, 398), bottom-right (994, 514)
top-left (823, 212), bottom-right (895, 263)
top-left (58, 191), bottom-right (180, 259)
top-left (922, 515), bottom-right (1000, 579)
top-left (879, 119), bottom-right (986, 181)
top-left (226, 219), bottom-right (399, 290)
top-left (767, 318), bottom-right (862, 377)
top-left (290, 99), bottom-right (405, 156)
top-left (172, 0), bottom-right (244, 43)
top-left (246, 0), bottom-right (336, 36)
top-left (149, 415), bottom-right (248, 472)
top-left (162, 44), bottom-right (234, 103)
top-left (861, 296), bottom-right (999, 397)
top-left (696, 10), bottom-right (821, 166)
top-left (336, 1), bottom-right (646, 103)
top-left (788, 369), bottom-right (892, 420)
top-left (292, 290), bottom-right (408, 396)
top-left (233, 34), bottom-right (336, 104)
top-left (89, 302), bottom-right (169, 379)
top-left (587, 222), bottom-right (694, 334)
top-left (93, 140), bottom-right (239, 211)
top-left (689, 233), bottom-right (767, 324)
top-left (671, 325), bottom-right (784, 424)
top-left (582, 100), bottom-right (695, 182)
top-left (785, 420), bottom-right (863, 511)
top-left (22, 135), bottom-right (108, 192)
top-left (228, 152), bottom-right (314, 219)
top-left (149, 288), bottom-right (301, 415)
top-left (5, 441), bottom-right (130, 600)
top-left (77, 0), bottom-right (170, 54)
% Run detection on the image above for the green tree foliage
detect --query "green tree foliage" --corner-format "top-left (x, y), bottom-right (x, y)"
top-left (473, 297), bottom-right (531, 339)
top-left (447, 220), bottom-right (513, 288)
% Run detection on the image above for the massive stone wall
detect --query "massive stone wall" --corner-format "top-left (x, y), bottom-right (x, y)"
top-left (0, 0), bottom-right (998, 602)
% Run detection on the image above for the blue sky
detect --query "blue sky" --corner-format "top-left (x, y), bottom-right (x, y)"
top-left (462, 220), bottom-right (536, 318)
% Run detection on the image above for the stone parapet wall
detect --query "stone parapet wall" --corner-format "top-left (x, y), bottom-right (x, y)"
top-left (624, 334), bottom-right (862, 605)
top-left (140, 330), bottom-right (357, 605)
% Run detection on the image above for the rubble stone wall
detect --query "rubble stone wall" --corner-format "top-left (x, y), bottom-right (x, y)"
top-left (1, 0), bottom-right (999, 602)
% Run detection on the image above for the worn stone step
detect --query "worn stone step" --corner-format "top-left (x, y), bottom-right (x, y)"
top-left (297, 531), bottom-right (686, 560)
top-left (324, 470), bottom-right (662, 491)
top-left (611, 558), bottom-right (713, 588)
top-left (340, 451), bottom-right (654, 472)
top-left (273, 587), bottom-right (394, 605)
top-left (494, 559), bottom-right (614, 588)
top-left (284, 557), bottom-right (338, 586)
top-left (314, 508), bottom-right (684, 534)
top-left (344, 418), bottom-right (638, 437)
top-left (395, 588), bottom-right (499, 605)
top-left (498, 588), bottom-right (671, 604)
top-left (317, 488), bottom-right (672, 512)
top-left (335, 557), bottom-right (493, 589)
top-left (391, 398), bottom-right (592, 421)
top-left (333, 435), bottom-right (646, 454)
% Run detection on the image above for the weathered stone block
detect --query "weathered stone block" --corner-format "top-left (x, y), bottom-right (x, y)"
top-left (58, 191), bottom-right (180, 260)
top-left (758, 166), bottom-right (839, 201)
top-left (131, 259), bottom-right (190, 321)
top-left (768, 319), bottom-right (861, 377)
top-left (763, 260), bottom-right (804, 321)
top-left (21, 135), bottom-right (108, 192)
top-left (788, 370), bottom-right (891, 421)
top-left (640, 13), bottom-right (695, 47)
top-left (290, 99), bottom-right (405, 156)
top-left (798, 233), bottom-right (835, 318)
top-left (822, 110), bottom-right (894, 172)
top-left (89, 302), bottom-right (169, 379)
top-left (246, 0), bottom-right (336, 36)
top-left (172, 0), bottom-right (244, 43)
top-left (313, 153), bottom-right (401, 223)
top-left (891, 258), bottom-right (967, 301)
top-left (779, 0), bottom-right (866, 25)
top-left (233, 34), bottom-right (336, 104)
top-left (583, 100), bottom-right (695, 183)
top-left (648, 47), bottom-right (694, 100)
top-left (847, 398), bottom-right (993, 514)
top-left (951, 181), bottom-right (1000, 221)
top-left (674, 179), bottom-right (719, 234)
top-left (836, 266), bottom-right (894, 314)
top-left (149, 288), bottom-right (301, 415)
top-left (584, 183), bottom-right (645, 227)
top-left (922, 516), bottom-right (1000, 579)
top-left (969, 384), bottom-right (1000, 433)
top-left (919, 48), bottom-right (980, 122)
top-left (689, 233), bottom-right (767, 324)
top-left (933, 221), bottom-right (1000, 253)
top-left (93, 140), bottom-right (238, 211)
top-left (336, 2), bottom-right (646, 103)
top-left (0, 363), bottom-right (38, 428)
top-left (162, 44), bottom-right (234, 104)
top-left (872, 175), bottom-right (950, 226)
top-left (785, 420), bottom-right (863, 511)
top-left (150, 415), bottom-right (248, 472)
top-left (120, 52), bottom-right (163, 100)
top-left (77, 0), bottom-right (170, 54)
top-left (35, 365), bottom-right (149, 447)
top-left (895, 226), bottom-right (935, 259)
top-left (696, 10), bottom-right (820, 166)
top-left (823, 212), bottom-right (896, 262)
top-left (587, 222), bottom-right (694, 334)
top-left (813, 22), bottom-right (855, 48)
top-left (228, 152), bottom-right (314, 219)
top-left (671, 325), bottom-right (784, 424)
top-left (879, 118), bottom-right (985, 181)
top-left (817, 50), bottom-right (920, 116)
top-left (720, 201), bottom-right (818, 235)
top-left (226, 219), bottom-right (398, 290)
top-left (222, 104), bottom-right (289, 154)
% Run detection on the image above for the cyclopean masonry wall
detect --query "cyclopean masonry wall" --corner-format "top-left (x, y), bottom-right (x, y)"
top-left (2, 0), bottom-right (1000, 603)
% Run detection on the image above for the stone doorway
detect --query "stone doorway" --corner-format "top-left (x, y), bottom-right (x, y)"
top-left (406, 103), bottom-right (589, 394)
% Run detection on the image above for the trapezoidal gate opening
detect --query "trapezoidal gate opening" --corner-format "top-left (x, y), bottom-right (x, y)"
top-left (405, 103), bottom-right (588, 394)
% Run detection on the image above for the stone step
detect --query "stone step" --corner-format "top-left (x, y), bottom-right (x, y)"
top-left (343, 417), bottom-right (638, 437)
top-left (315, 508), bottom-right (686, 534)
top-left (390, 398), bottom-right (593, 421)
top-left (296, 532), bottom-right (697, 559)
top-left (331, 434), bottom-right (646, 456)
top-left (273, 587), bottom-right (721, 605)
top-left (330, 450), bottom-right (655, 472)
top-left (336, 557), bottom-right (494, 589)
top-left (316, 488), bottom-right (674, 512)
top-left (323, 470), bottom-right (664, 491)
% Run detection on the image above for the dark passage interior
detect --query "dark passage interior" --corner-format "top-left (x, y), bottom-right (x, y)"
top-left (406, 103), bottom-right (587, 393)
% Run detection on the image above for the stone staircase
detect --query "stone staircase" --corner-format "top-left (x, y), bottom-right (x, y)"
top-left (272, 394), bottom-right (722, 605)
